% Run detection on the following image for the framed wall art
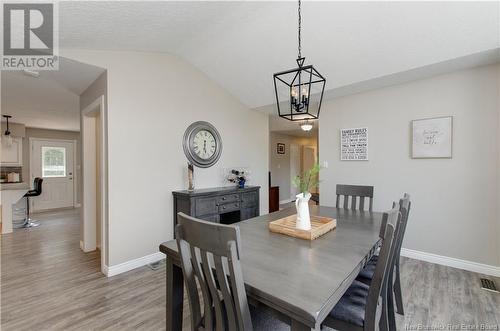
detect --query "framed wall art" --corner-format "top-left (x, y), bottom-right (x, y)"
top-left (340, 127), bottom-right (368, 161)
top-left (411, 116), bottom-right (453, 159)
top-left (277, 143), bottom-right (285, 154)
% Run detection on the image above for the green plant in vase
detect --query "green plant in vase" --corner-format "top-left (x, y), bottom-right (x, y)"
top-left (292, 163), bottom-right (321, 230)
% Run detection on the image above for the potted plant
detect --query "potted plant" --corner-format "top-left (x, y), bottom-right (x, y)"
top-left (228, 169), bottom-right (247, 188)
top-left (292, 163), bottom-right (321, 230)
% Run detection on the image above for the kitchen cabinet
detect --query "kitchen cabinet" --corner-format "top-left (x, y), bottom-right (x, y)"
top-left (1, 137), bottom-right (23, 166)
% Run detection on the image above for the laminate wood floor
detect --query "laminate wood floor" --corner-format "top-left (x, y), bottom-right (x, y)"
top-left (1, 209), bottom-right (499, 330)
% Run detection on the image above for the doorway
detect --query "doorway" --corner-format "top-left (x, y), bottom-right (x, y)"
top-left (81, 95), bottom-right (108, 272)
top-left (30, 138), bottom-right (76, 211)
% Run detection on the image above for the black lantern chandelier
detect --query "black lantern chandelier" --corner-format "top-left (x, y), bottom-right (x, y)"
top-left (273, 0), bottom-right (326, 121)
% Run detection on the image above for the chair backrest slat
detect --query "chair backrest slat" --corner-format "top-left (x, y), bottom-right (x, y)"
top-left (188, 245), bottom-right (213, 331)
top-left (364, 206), bottom-right (401, 330)
top-left (395, 193), bottom-right (411, 266)
top-left (214, 255), bottom-right (237, 330)
top-left (359, 197), bottom-right (365, 211)
top-left (336, 184), bottom-right (374, 211)
top-left (200, 249), bottom-right (225, 331)
top-left (350, 196), bottom-right (357, 210)
top-left (176, 212), bottom-right (253, 331)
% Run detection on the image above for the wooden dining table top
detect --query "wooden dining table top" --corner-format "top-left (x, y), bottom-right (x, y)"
top-left (160, 205), bottom-right (384, 329)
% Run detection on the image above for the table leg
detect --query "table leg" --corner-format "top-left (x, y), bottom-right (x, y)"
top-left (291, 318), bottom-right (317, 331)
top-left (166, 257), bottom-right (184, 331)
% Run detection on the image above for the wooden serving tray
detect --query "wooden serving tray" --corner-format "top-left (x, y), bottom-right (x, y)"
top-left (269, 214), bottom-right (337, 240)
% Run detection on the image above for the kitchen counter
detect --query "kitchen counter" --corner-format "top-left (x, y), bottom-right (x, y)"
top-left (0, 182), bottom-right (30, 191)
top-left (1, 183), bottom-right (30, 233)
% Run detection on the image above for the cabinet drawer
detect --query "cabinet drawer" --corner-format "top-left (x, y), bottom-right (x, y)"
top-left (217, 193), bottom-right (240, 205)
top-left (219, 202), bottom-right (240, 214)
top-left (241, 192), bottom-right (258, 208)
top-left (195, 197), bottom-right (218, 216)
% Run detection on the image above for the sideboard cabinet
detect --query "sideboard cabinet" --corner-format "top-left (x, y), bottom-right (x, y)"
top-left (172, 186), bottom-right (260, 235)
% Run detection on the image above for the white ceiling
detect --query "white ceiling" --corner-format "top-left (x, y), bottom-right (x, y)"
top-left (1, 58), bottom-right (105, 131)
top-left (59, 1), bottom-right (500, 110)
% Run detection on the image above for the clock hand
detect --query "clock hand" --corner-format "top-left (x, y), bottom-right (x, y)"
top-left (204, 140), bottom-right (207, 153)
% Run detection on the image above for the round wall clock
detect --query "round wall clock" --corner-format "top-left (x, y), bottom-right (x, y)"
top-left (183, 121), bottom-right (223, 168)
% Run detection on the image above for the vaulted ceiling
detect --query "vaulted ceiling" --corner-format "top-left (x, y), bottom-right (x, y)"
top-left (59, 1), bottom-right (500, 110)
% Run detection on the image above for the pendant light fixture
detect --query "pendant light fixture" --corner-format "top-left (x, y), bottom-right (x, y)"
top-left (300, 120), bottom-right (313, 132)
top-left (273, 0), bottom-right (326, 121)
top-left (2, 115), bottom-right (13, 147)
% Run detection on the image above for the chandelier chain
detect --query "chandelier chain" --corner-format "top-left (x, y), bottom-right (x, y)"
top-left (298, 0), bottom-right (301, 59)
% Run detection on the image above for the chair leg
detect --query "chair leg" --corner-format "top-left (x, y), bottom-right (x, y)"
top-left (387, 280), bottom-right (397, 331)
top-left (394, 264), bottom-right (404, 315)
top-left (22, 197), bottom-right (39, 228)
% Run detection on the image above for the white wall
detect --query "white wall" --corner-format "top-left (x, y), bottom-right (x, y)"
top-left (319, 64), bottom-right (500, 267)
top-left (63, 49), bottom-right (269, 267)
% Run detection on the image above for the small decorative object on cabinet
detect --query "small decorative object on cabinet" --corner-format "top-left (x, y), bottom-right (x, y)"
top-left (183, 121), bottom-right (222, 168)
top-left (292, 163), bottom-right (321, 230)
top-left (412, 116), bottom-right (453, 158)
top-left (277, 143), bottom-right (285, 154)
top-left (172, 186), bottom-right (260, 236)
top-left (227, 169), bottom-right (247, 188)
top-left (187, 163), bottom-right (194, 191)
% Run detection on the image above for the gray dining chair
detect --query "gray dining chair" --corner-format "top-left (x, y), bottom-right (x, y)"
top-left (322, 205), bottom-right (401, 331)
top-left (175, 212), bottom-right (288, 331)
top-left (356, 194), bottom-right (411, 331)
top-left (336, 184), bottom-right (374, 211)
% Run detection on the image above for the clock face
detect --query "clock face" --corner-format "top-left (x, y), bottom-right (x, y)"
top-left (192, 130), bottom-right (216, 160)
top-left (183, 121), bottom-right (223, 168)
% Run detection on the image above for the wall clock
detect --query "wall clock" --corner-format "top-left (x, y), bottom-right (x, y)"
top-left (183, 121), bottom-right (223, 168)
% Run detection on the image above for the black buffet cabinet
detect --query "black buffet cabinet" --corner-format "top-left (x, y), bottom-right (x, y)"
top-left (172, 186), bottom-right (260, 233)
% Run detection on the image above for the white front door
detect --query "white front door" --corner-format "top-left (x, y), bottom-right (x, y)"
top-left (31, 139), bottom-right (75, 211)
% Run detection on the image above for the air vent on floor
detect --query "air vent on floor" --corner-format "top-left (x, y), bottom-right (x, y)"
top-left (148, 259), bottom-right (165, 271)
top-left (480, 278), bottom-right (499, 293)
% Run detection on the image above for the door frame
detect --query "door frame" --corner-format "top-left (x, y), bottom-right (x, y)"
top-left (81, 95), bottom-right (108, 275)
top-left (29, 137), bottom-right (78, 211)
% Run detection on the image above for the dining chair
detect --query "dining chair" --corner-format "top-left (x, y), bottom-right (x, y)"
top-left (336, 184), bottom-right (374, 211)
top-left (356, 194), bottom-right (411, 331)
top-left (322, 205), bottom-right (401, 331)
top-left (175, 212), bottom-right (288, 331)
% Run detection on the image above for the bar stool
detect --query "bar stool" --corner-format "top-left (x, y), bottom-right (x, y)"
top-left (20, 177), bottom-right (43, 228)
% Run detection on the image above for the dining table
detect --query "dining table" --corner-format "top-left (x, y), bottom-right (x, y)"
top-left (159, 205), bottom-right (384, 331)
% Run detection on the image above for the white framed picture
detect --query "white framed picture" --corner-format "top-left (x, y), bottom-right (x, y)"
top-left (340, 127), bottom-right (368, 161)
top-left (412, 116), bottom-right (453, 159)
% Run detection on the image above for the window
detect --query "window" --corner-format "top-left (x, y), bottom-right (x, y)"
top-left (42, 146), bottom-right (66, 177)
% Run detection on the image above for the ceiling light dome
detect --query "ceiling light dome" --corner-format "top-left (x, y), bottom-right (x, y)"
top-left (300, 120), bottom-right (313, 132)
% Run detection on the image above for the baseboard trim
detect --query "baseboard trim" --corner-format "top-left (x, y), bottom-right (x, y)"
top-left (74, 203), bottom-right (82, 208)
top-left (401, 248), bottom-right (500, 277)
top-left (279, 198), bottom-right (294, 205)
top-left (80, 240), bottom-right (96, 253)
top-left (106, 252), bottom-right (165, 277)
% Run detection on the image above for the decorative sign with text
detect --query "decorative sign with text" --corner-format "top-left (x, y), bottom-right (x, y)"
top-left (341, 127), bottom-right (368, 161)
top-left (412, 116), bottom-right (452, 158)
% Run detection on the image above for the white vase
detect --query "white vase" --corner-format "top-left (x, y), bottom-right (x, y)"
top-left (295, 192), bottom-right (312, 230)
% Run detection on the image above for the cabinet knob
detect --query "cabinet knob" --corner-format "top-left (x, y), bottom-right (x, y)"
top-left (222, 197), bottom-right (226, 200)
top-left (223, 206), bottom-right (226, 210)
